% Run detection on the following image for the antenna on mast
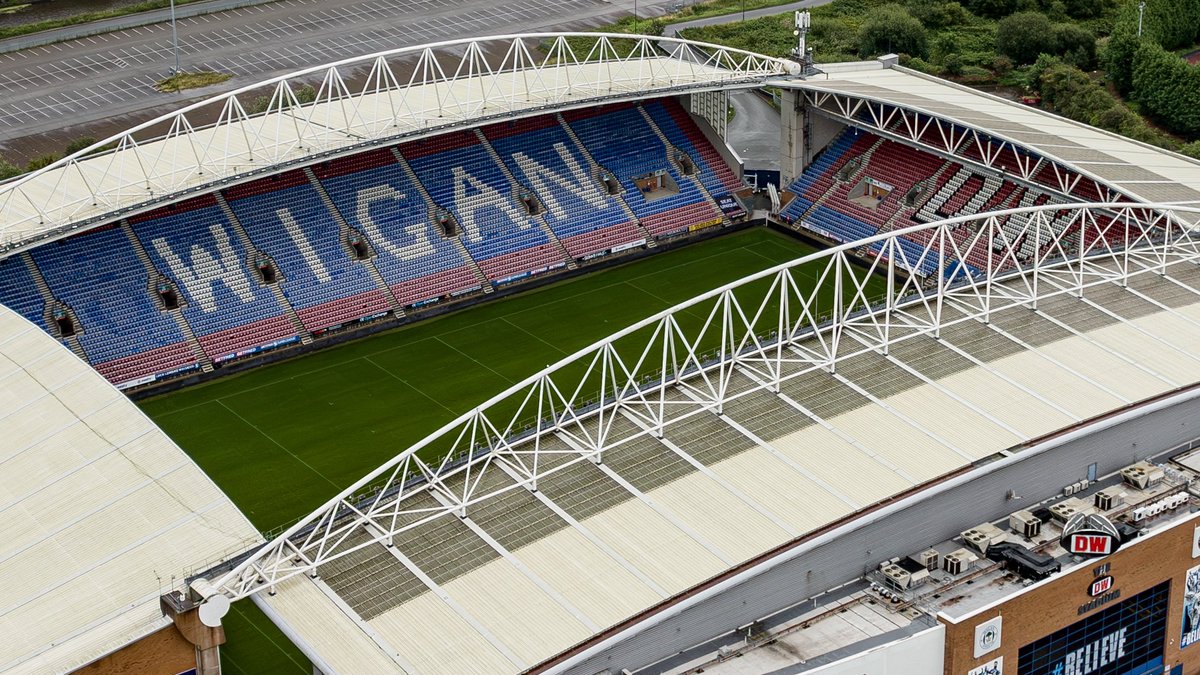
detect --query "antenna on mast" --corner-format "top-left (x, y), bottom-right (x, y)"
top-left (791, 11), bottom-right (813, 73)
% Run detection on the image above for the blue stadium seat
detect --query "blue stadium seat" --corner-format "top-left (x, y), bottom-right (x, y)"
top-left (32, 227), bottom-right (185, 364)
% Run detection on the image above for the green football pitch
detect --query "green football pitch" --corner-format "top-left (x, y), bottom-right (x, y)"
top-left (139, 226), bottom-right (842, 672)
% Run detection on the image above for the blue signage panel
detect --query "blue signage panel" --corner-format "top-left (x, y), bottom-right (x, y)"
top-left (1018, 581), bottom-right (1169, 675)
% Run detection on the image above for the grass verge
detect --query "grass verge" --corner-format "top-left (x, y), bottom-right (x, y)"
top-left (156, 70), bottom-right (232, 92)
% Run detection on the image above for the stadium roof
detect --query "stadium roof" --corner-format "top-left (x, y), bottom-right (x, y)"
top-left (214, 204), bottom-right (1200, 673)
top-left (784, 63), bottom-right (1200, 206)
top-left (0, 305), bottom-right (259, 673)
top-left (0, 34), bottom-right (796, 256)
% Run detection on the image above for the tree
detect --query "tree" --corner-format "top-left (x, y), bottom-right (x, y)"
top-left (967, 0), bottom-right (1019, 19)
top-left (995, 12), bottom-right (1056, 64)
top-left (1131, 40), bottom-right (1200, 138)
top-left (857, 4), bottom-right (928, 59)
top-left (1053, 23), bottom-right (1096, 70)
top-left (908, 0), bottom-right (969, 28)
top-left (1101, 28), bottom-right (1141, 95)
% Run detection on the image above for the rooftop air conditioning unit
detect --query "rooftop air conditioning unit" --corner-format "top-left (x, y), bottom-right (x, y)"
top-left (1094, 486), bottom-right (1127, 511)
top-left (943, 548), bottom-right (978, 576)
top-left (1049, 497), bottom-right (1092, 524)
top-left (881, 564), bottom-right (911, 590)
top-left (912, 549), bottom-right (939, 572)
top-left (1009, 510), bottom-right (1041, 539)
top-left (1121, 461), bottom-right (1165, 490)
top-left (961, 522), bottom-right (1007, 554)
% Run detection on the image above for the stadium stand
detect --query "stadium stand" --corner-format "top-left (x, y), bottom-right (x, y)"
top-left (778, 125), bottom-right (1129, 277)
top-left (0, 98), bottom-right (743, 388)
top-left (563, 102), bottom-right (723, 237)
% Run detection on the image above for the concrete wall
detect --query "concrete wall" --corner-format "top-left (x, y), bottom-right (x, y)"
top-left (809, 113), bottom-right (846, 163)
top-left (809, 625), bottom-right (944, 675)
top-left (559, 386), bottom-right (1200, 674)
top-left (682, 93), bottom-right (744, 183)
top-left (779, 89), bottom-right (804, 186)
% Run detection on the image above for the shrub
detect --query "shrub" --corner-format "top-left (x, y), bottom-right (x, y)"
top-left (992, 54), bottom-right (1014, 77)
top-left (857, 4), bottom-right (928, 58)
top-left (25, 154), bottom-right (60, 172)
top-left (942, 52), bottom-right (965, 75)
top-left (996, 12), bottom-right (1057, 64)
top-left (908, 0), bottom-right (970, 27)
top-left (1180, 141), bottom-right (1200, 160)
top-left (1131, 40), bottom-right (1200, 138)
top-left (63, 137), bottom-right (97, 155)
top-left (0, 157), bottom-right (19, 181)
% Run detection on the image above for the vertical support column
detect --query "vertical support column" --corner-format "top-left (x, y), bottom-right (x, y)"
top-left (779, 89), bottom-right (805, 187)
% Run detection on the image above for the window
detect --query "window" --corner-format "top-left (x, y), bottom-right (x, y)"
top-left (1018, 581), bottom-right (1169, 675)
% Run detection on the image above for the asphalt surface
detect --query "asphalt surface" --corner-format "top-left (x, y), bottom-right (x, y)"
top-left (662, 0), bottom-right (824, 37)
top-left (727, 89), bottom-right (779, 170)
top-left (0, 0), bottom-right (681, 154)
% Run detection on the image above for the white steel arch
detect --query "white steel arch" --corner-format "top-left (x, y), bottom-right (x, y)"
top-left (206, 203), bottom-right (1200, 602)
top-left (0, 33), bottom-right (797, 256)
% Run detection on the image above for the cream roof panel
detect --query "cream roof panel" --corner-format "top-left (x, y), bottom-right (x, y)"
top-left (0, 305), bottom-right (259, 674)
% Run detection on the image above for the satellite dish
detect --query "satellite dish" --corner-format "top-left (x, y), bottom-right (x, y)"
top-left (198, 595), bottom-right (231, 628)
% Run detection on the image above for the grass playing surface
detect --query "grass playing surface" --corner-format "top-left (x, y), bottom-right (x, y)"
top-left (138, 227), bottom-right (853, 673)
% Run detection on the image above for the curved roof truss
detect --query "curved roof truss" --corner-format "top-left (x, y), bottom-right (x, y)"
top-left (0, 33), bottom-right (796, 255)
top-left (208, 203), bottom-right (1200, 601)
top-left (781, 67), bottom-right (1200, 209)
top-left (796, 86), bottom-right (1130, 203)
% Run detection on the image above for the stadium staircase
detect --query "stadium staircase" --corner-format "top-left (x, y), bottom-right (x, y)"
top-left (918, 166), bottom-right (972, 221)
top-left (390, 147), bottom-right (493, 293)
top-left (215, 191), bottom-right (313, 345)
top-left (21, 252), bottom-right (89, 362)
top-left (554, 112), bottom-right (654, 248)
top-left (473, 128), bottom-right (576, 270)
top-left (120, 220), bottom-right (214, 373)
top-left (635, 104), bottom-right (730, 228)
top-left (303, 167), bottom-right (407, 316)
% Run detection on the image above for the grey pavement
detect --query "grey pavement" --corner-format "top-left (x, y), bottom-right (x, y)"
top-left (727, 89), bottom-right (779, 170)
top-left (0, 0), bottom-right (283, 54)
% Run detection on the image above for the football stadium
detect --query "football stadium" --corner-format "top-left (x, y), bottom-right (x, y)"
top-left (5, 26), bottom-right (1200, 675)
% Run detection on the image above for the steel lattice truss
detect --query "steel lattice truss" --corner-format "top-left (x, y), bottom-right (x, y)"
top-left (208, 203), bottom-right (1200, 600)
top-left (0, 33), bottom-right (796, 255)
top-left (797, 89), bottom-right (1132, 204)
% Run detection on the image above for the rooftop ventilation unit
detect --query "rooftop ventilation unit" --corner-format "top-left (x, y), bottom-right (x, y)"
top-left (1009, 510), bottom-right (1042, 539)
top-left (1094, 486), bottom-right (1127, 511)
top-left (1049, 497), bottom-right (1093, 524)
top-left (1121, 461), bottom-right (1165, 490)
top-left (943, 548), bottom-right (978, 576)
top-left (961, 522), bottom-right (1007, 554)
top-left (911, 549), bottom-right (939, 572)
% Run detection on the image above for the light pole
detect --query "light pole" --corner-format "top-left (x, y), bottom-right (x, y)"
top-left (1137, 1), bottom-right (1146, 37)
top-left (169, 0), bottom-right (181, 74)
top-left (741, 0), bottom-right (746, 21)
